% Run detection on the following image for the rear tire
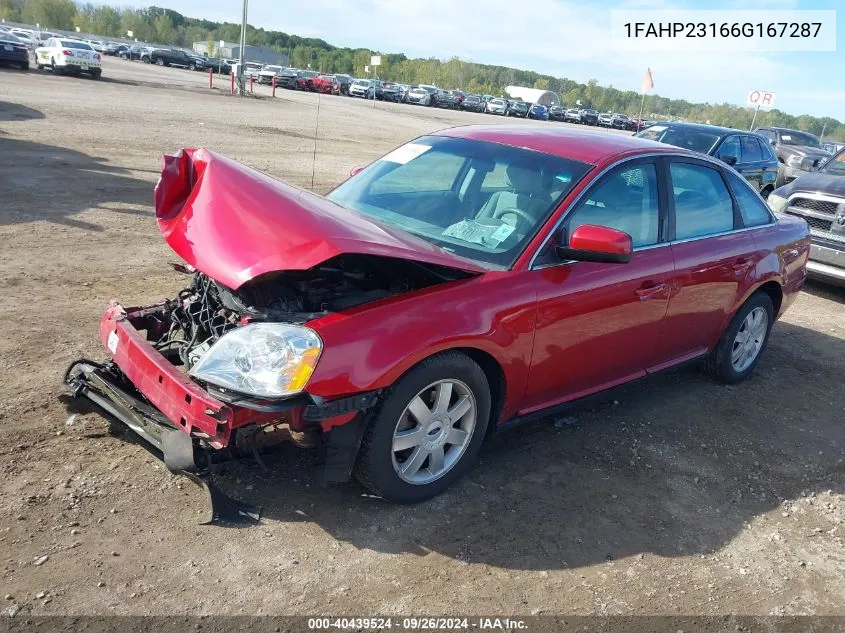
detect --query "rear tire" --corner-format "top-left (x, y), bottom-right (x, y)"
top-left (21, 62), bottom-right (29, 71)
top-left (704, 292), bottom-right (774, 384)
top-left (354, 352), bottom-right (491, 503)
top-left (90, 69), bottom-right (102, 80)
top-left (760, 185), bottom-right (773, 200)
top-left (51, 59), bottom-right (62, 75)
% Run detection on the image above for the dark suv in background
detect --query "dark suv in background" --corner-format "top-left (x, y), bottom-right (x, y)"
top-left (637, 122), bottom-right (778, 197)
top-left (142, 48), bottom-right (195, 68)
top-left (754, 127), bottom-right (831, 187)
top-left (768, 146), bottom-right (845, 286)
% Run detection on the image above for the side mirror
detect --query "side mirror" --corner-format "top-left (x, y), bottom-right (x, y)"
top-left (348, 165), bottom-right (365, 178)
top-left (721, 155), bottom-right (738, 166)
top-left (556, 225), bottom-right (633, 264)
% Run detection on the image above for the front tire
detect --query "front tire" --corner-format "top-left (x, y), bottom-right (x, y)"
top-left (354, 352), bottom-right (491, 503)
top-left (704, 292), bottom-right (774, 384)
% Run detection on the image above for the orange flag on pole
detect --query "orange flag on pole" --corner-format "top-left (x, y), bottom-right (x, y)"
top-left (640, 67), bottom-right (654, 95)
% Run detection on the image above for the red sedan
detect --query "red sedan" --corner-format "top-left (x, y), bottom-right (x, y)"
top-left (310, 74), bottom-right (340, 95)
top-left (67, 126), bottom-right (809, 514)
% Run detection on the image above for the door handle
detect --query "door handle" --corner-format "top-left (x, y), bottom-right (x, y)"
top-left (635, 282), bottom-right (667, 301)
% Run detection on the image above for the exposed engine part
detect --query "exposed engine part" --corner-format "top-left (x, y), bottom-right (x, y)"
top-left (235, 423), bottom-right (320, 453)
top-left (150, 254), bottom-right (471, 369)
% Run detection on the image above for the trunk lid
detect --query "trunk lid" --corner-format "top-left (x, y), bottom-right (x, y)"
top-left (153, 148), bottom-right (487, 290)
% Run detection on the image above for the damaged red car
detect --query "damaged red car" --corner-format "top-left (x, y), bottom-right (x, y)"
top-left (66, 126), bottom-right (810, 518)
top-left (310, 74), bottom-right (341, 95)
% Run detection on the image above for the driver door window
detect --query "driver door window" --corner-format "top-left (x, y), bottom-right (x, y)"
top-left (565, 163), bottom-right (661, 248)
top-left (716, 136), bottom-right (741, 164)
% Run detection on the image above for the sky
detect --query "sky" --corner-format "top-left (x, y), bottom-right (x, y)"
top-left (120, 0), bottom-right (843, 121)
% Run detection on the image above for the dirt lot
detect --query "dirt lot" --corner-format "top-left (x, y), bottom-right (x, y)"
top-left (1, 58), bottom-right (844, 618)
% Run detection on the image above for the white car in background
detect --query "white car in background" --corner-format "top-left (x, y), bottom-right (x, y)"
top-left (486, 98), bottom-right (508, 115)
top-left (406, 87), bottom-right (432, 105)
top-left (35, 38), bottom-right (102, 78)
top-left (9, 28), bottom-right (37, 47)
top-left (85, 39), bottom-right (107, 53)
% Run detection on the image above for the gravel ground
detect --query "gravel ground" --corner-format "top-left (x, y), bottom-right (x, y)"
top-left (0, 58), bottom-right (844, 619)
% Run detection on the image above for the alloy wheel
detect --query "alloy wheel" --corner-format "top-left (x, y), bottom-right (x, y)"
top-left (731, 307), bottom-right (768, 372)
top-left (391, 379), bottom-right (477, 485)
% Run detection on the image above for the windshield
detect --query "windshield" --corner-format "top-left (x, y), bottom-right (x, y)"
top-left (353, 80), bottom-right (370, 87)
top-left (636, 126), bottom-right (721, 154)
top-left (264, 66), bottom-right (282, 72)
top-left (779, 130), bottom-right (821, 148)
top-left (327, 136), bottom-right (592, 268)
top-left (821, 149), bottom-right (845, 176)
top-left (490, 99), bottom-right (505, 106)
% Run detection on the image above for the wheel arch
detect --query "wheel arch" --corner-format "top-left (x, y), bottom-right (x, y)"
top-left (451, 346), bottom-right (507, 435)
top-left (755, 279), bottom-right (783, 317)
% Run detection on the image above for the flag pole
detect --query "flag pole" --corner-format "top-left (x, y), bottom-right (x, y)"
top-left (637, 93), bottom-right (645, 132)
top-left (749, 104), bottom-right (760, 131)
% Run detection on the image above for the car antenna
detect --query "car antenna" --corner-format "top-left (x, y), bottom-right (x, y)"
top-left (310, 91), bottom-right (322, 191)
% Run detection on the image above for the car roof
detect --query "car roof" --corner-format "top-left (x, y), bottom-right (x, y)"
top-left (434, 125), bottom-right (684, 164)
top-left (761, 126), bottom-right (817, 135)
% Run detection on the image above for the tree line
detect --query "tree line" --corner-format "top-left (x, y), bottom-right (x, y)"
top-left (2, 0), bottom-right (842, 141)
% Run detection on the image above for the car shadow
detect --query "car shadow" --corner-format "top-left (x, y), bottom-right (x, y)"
top-left (0, 99), bottom-right (45, 121)
top-left (0, 136), bottom-right (153, 229)
top-left (802, 279), bottom-right (845, 303)
top-left (209, 319), bottom-right (844, 571)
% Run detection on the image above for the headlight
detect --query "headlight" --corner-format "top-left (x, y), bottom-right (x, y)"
top-left (189, 323), bottom-right (322, 399)
top-left (786, 155), bottom-right (804, 167)
top-left (767, 192), bottom-right (788, 214)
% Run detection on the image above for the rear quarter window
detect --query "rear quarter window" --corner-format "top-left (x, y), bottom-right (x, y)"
top-left (726, 171), bottom-right (773, 227)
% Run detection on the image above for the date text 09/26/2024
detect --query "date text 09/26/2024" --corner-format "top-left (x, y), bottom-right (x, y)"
top-left (307, 617), bottom-right (528, 630)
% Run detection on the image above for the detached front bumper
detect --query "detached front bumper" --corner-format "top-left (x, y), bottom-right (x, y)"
top-left (66, 301), bottom-right (378, 475)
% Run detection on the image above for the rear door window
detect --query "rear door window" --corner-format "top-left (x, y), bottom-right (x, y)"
top-left (670, 162), bottom-right (736, 240)
top-left (740, 136), bottom-right (762, 164)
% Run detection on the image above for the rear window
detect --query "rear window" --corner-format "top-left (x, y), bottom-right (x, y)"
top-left (60, 41), bottom-right (93, 50)
top-left (779, 130), bottom-right (821, 148)
top-left (0, 32), bottom-right (22, 43)
top-left (638, 126), bottom-right (721, 154)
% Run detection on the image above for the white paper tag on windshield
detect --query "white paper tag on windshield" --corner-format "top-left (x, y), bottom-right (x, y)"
top-left (380, 143), bottom-right (431, 164)
top-left (781, 135), bottom-right (792, 141)
top-left (648, 125), bottom-right (667, 132)
top-left (486, 223), bottom-right (515, 247)
top-left (442, 220), bottom-right (490, 245)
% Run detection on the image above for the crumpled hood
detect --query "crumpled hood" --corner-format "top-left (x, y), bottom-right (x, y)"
top-left (153, 148), bottom-right (487, 290)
